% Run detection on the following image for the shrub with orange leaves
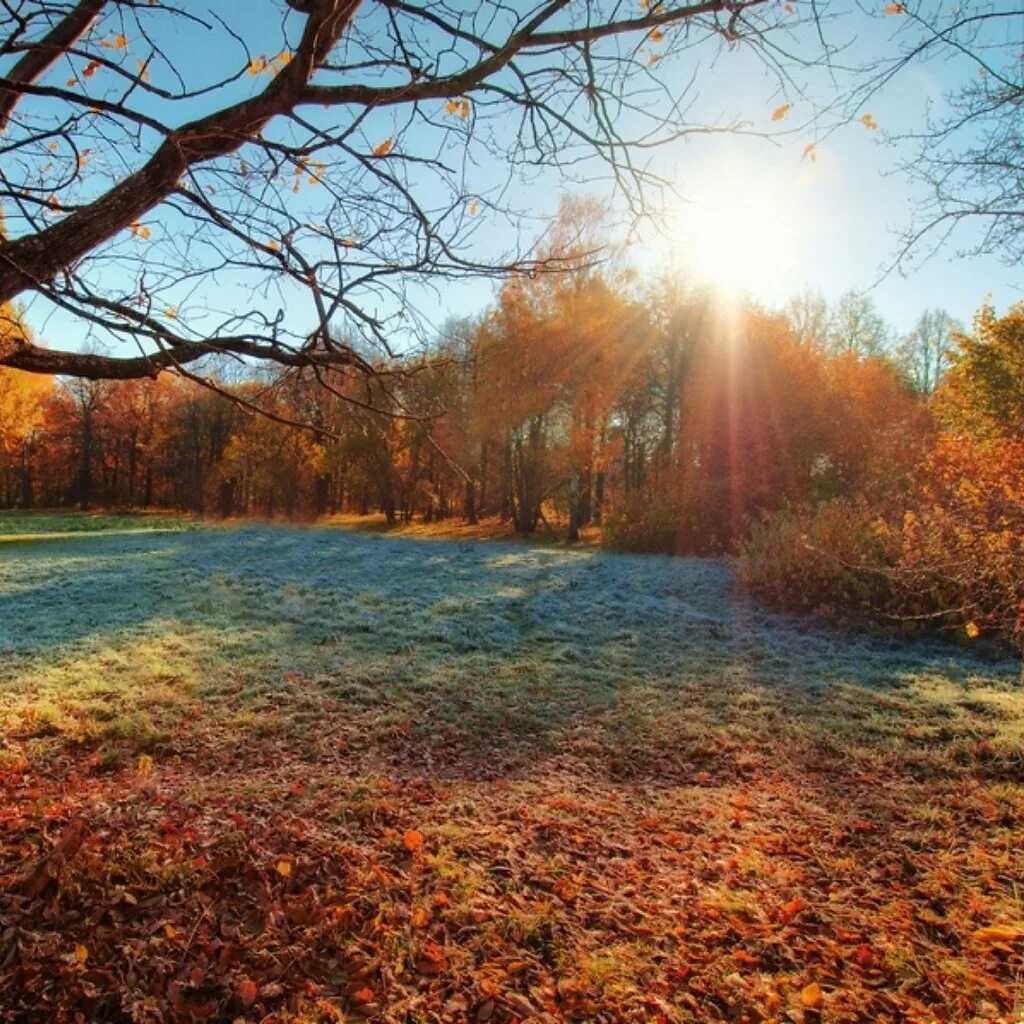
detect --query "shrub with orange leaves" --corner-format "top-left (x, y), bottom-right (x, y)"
top-left (743, 433), bottom-right (1024, 651)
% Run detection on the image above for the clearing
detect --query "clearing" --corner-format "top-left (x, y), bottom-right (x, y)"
top-left (1, 513), bottom-right (1022, 1023)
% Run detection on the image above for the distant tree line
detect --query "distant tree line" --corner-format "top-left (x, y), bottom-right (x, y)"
top-left (0, 210), bottom-right (963, 558)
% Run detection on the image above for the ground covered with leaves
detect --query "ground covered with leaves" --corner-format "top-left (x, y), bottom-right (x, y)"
top-left (1, 513), bottom-right (1022, 1024)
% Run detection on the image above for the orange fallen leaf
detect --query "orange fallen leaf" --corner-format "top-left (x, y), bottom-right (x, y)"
top-left (403, 829), bottom-right (424, 852)
top-left (415, 942), bottom-right (447, 975)
top-left (352, 987), bottom-right (376, 1005)
top-left (800, 982), bottom-right (824, 1009)
top-left (973, 923), bottom-right (1024, 943)
top-left (779, 898), bottom-right (804, 923)
top-left (552, 877), bottom-right (576, 902)
top-left (238, 977), bottom-right (258, 1007)
top-left (276, 859), bottom-right (292, 877)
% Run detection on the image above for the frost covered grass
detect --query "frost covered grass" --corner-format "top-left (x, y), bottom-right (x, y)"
top-left (1, 513), bottom-right (1020, 772)
top-left (2, 515), bottom-right (1023, 1023)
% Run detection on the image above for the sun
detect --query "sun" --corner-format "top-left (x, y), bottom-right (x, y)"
top-left (671, 179), bottom-right (800, 302)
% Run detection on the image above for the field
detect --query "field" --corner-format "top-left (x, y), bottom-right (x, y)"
top-left (1, 512), bottom-right (1022, 1024)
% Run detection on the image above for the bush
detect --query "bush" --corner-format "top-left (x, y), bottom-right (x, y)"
top-left (602, 490), bottom-right (684, 554)
top-left (603, 478), bottom-right (751, 556)
top-left (741, 498), bottom-right (896, 619)
top-left (742, 434), bottom-right (1024, 650)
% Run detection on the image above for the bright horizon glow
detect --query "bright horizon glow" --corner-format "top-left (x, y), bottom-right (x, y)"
top-left (668, 178), bottom-right (802, 305)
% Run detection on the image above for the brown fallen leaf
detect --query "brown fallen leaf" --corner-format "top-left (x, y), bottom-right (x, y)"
top-left (20, 818), bottom-right (88, 899)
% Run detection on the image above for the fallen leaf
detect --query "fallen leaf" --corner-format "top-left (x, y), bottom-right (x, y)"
top-left (973, 923), bottom-right (1024, 944)
top-left (403, 829), bottom-right (424, 853)
top-left (238, 977), bottom-right (258, 1007)
top-left (779, 898), bottom-right (804, 923)
top-left (800, 982), bottom-right (824, 1009)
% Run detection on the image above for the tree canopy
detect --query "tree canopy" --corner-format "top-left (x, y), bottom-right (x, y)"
top-left (0, 0), bottom-right (1016, 388)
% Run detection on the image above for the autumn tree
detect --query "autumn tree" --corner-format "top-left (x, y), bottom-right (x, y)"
top-left (4, 3), bottom-right (1010, 386)
top-left (0, 0), bottom-right (814, 392)
top-left (937, 304), bottom-right (1024, 439)
top-left (0, 367), bottom-right (50, 506)
top-left (673, 307), bottom-right (833, 551)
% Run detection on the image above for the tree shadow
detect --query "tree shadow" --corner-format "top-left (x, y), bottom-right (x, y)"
top-left (1, 522), bottom-right (1019, 784)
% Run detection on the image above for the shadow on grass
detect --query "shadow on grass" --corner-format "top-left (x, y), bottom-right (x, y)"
top-left (1, 517), bottom-right (1020, 782)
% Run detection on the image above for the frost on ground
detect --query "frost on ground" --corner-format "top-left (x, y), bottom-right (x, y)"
top-left (1, 520), bottom-right (1018, 764)
top-left (1, 517), bottom-right (1022, 1024)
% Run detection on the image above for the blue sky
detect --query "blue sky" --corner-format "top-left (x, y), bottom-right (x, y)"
top-left (425, 4), bottom-right (1022, 336)
top-left (8, 1), bottom-right (1021, 357)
